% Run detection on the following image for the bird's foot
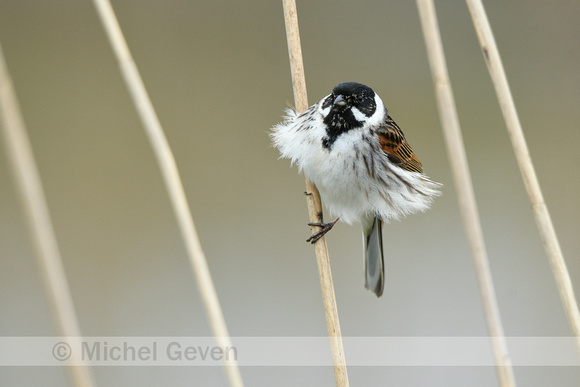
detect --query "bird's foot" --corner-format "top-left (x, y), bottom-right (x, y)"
top-left (306, 218), bottom-right (339, 244)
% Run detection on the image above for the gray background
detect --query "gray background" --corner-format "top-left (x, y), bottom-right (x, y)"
top-left (0, 1), bottom-right (578, 386)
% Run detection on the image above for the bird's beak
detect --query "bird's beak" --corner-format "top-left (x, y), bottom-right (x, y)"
top-left (333, 95), bottom-right (347, 108)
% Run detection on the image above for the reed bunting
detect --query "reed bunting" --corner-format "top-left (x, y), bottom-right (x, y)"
top-left (271, 82), bottom-right (440, 297)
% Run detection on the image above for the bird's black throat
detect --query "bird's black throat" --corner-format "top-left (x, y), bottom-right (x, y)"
top-left (321, 108), bottom-right (363, 150)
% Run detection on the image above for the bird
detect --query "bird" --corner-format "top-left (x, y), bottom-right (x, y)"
top-left (271, 82), bottom-right (441, 297)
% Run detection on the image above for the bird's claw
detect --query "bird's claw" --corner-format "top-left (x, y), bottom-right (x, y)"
top-left (306, 218), bottom-right (339, 244)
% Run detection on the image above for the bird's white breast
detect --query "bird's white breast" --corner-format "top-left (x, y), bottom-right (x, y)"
top-left (272, 106), bottom-right (382, 223)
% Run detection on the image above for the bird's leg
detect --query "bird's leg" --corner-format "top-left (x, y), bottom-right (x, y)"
top-left (306, 216), bottom-right (339, 244)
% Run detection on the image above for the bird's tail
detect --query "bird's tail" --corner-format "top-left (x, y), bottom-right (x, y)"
top-left (363, 216), bottom-right (384, 297)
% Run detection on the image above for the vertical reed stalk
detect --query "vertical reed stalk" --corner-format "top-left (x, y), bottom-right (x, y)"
top-left (90, 1), bottom-right (243, 386)
top-left (282, 1), bottom-right (349, 386)
top-left (465, 0), bottom-right (580, 354)
top-left (416, 1), bottom-right (516, 386)
top-left (0, 43), bottom-right (95, 387)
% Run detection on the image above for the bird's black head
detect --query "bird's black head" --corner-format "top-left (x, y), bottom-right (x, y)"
top-left (320, 82), bottom-right (378, 149)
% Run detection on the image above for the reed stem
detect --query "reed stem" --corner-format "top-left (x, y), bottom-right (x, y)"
top-left (0, 42), bottom-right (95, 387)
top-left (91, 1), bottom-right (243, 385)
top-left (465, 0), bottom-right (580, 355)
top-left (416, 1), bottom-right (516, 385)
top-left (282, 1), bottom-right (350, 386)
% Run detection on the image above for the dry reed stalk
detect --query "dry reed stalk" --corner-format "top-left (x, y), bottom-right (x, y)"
top-left (282, 1), bottom-right (349, 386)
top-left (416, 1), bottom-right (516, 386)
top-left (465, 0), bottom-right (580, 354)
top-left (0, 43), bottom-right (95, 387)
top-left (90, 1), bottom-right (243, 386)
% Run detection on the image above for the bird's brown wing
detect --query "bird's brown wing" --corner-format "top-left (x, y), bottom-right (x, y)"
top-left (376, 115), bottom-right (423, 173)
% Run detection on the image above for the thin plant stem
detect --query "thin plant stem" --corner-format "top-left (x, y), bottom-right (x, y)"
top-left (0, 43), bottom-right (95, 387)
top-left (465, 0), bottom-right (580, 354)
top-left (416, 1), bottom-right (516, 386)
top-left (90, 1), bottom-right (243, 386)
top-left (282, 1), bottom-right (349, 386)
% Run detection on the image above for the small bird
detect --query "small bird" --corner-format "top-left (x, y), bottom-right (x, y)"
top-left (271, 82), bottom-right (441, 297)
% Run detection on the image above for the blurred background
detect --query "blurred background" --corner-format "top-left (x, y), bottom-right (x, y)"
top-left (0, 0), bottom-right (578, 385)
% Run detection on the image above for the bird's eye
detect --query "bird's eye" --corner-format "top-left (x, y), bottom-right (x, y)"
top-left (357, 95), bottom-right (364, 103)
